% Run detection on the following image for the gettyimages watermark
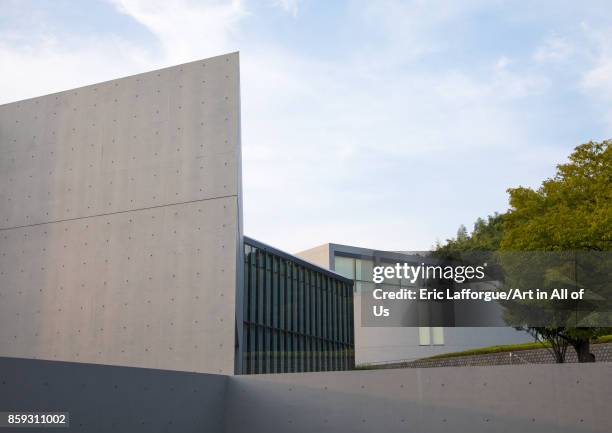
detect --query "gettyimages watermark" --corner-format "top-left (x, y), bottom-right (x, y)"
top-left (361, 251), bottom-right (612, 327)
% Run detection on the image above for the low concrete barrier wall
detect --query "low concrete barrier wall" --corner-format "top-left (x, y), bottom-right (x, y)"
top-left (227, 363), bottom-right (612, 433)
top-left (0, 357), bottom-right (227, 433)
top-left (2, 356), bottom-right (611, 433)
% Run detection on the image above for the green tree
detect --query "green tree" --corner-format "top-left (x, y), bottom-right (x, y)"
top-left (436, 140), bottom-right (612, 362)
top-left (435, 213), bottom-right (505, 254)
top-left (501, 140), bottom-right (612, 362)
top-left (502, 140), bottom-right (611, 251)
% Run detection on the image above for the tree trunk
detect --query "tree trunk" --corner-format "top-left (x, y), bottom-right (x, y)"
top-left (552, 348), bottom-right (565, 363)
top-left (571, 339), bottom-right (595, 362)
top-left (549, 338), bottom-right (567, 363)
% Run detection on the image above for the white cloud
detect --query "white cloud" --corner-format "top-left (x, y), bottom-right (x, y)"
top-left (580, 26), bottom-right (612, 131)
top-left (583, 58), bottom-right (612, 101)
top-left (238, 43), bottom-right (556, 251)
top-left (0, 34), bottom-right (153, 104)
top-left (534, 35), bottom-right (574, 63)
top-left (271, 0), bottom-right (301, 17)
top-left (109, 0), bottom-right (246, 63)
top-left (494, 56), bottom-right (512, 70)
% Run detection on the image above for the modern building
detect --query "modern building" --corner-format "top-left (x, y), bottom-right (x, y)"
top-left (242, 237), bottom-right (354, 374)
top-left (297, 243), bottom-right (532, 365)
top-left (0, 53), bottom-right (605, 433)
top-left (0, 52), bottom-right (353, 375)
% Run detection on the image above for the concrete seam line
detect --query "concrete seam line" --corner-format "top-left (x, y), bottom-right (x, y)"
top-left (0, 194), bottom-right (238, 232)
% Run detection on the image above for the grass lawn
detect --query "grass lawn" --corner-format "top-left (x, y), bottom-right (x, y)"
top-left (422, 334), bottom-right (612, 360)
top-left (354, 335), bottom-right (612, 369)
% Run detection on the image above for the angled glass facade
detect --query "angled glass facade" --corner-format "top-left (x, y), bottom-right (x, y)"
top-left (242, 237), bottom-right (354, 374)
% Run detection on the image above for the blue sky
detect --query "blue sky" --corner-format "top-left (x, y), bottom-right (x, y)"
top-left (1, 0), bottom-right (611, 252)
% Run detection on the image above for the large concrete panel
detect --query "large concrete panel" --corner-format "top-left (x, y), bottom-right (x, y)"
top-left (0, 356), bottom-right (228, 433)
top-left (0, 53), bottom-right (240, 228)
top-left (0, 53), bottom-right (242, 374)
top-left (0, 199), bottom-right (237, 373)
top-left (226, 364), bottom-right (612, 433)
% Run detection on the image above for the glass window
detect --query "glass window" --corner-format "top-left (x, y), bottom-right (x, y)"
top-left (335, 256), bottom-right (355, 279)
top-left (432, 327), bottom-right (445, 345)
top-left (418, 327), bottom-right (431, 345)
top-left (356, 259), bottom-right (374, 282)
top-left (242, 239), bottom-right (355, 374)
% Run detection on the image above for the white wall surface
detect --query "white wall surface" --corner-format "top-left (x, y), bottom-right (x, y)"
top-left (0, 53), bottom-right (242, 374)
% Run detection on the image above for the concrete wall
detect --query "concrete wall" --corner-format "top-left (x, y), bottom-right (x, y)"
top-left (2, 356), bottom-right (610, 433)
top-left (0, 356), bottom-right (228, 433)
top-left (0, 53), bottom-right (242, 374)
top-left (226, 363), bottom-right (612, 433)
top-left (295, 243), bottom-right (330, 269)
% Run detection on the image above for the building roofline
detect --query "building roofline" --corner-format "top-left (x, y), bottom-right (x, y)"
top-left (0, 52), bottom-right (240, 108)
top-left (243, 236), bottom-right (353, 284)
top-left (327, 243), bottom-right (437, 264)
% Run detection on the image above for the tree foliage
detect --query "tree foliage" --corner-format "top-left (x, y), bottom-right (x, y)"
top-left (436, 213), bottom-right (505, 253)
top-left (502, 140), bottom-right (611, 251)
top-left (436, 140), bottom-right (612, 362)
